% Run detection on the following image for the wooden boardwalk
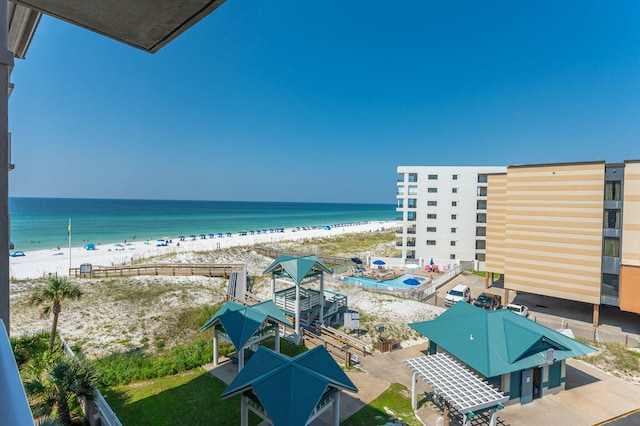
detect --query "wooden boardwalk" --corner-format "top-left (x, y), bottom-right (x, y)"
top-left (69, 263), bottom-right (245, 279)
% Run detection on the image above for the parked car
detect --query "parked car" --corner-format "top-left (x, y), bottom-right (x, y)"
top-left (444, 284), bottom-right (471, 307)
top-left (473, 292), bottom-right (502, 310)
top-left (9, 250), bottom-right (25, 257)
top-left (506, 303), bottom-right (529, 317)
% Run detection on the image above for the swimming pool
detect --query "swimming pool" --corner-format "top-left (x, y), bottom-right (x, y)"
top-left (340, 274), bottom-right (428, 291)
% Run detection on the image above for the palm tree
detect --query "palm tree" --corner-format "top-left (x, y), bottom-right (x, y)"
top-left (28, 277), bottom-right (82, 351)
top-left (24, 355), bottom-right (97, 426)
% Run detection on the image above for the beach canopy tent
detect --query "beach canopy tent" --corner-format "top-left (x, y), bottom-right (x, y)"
top-left (221, 346), bottom-right (357, 426)
top-left (201, 300), bottom-right (292, 371)
top-left (263, 255), bottom-right (332, 340)
top-left (409, 302), bottom-right (597, 378)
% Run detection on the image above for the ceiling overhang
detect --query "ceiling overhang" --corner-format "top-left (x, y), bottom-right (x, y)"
top-left (12, 0), bottom-right (227, 53)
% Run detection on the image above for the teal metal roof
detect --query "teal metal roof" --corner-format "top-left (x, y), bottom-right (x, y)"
top-left (409, 302), bottom-right (597, 377)
top-left (221, 346), bottom-right (357, 426)
top-left (263, 254), bottom-right (332, 284)
top-left (200, 300), bottom-right (292, 350)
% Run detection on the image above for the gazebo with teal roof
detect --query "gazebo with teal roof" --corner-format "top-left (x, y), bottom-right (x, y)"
top-left (263, 254), bottom-right (347, 342)
top-left (221, 345), bottom-right (358, 426)
top-left (201, 299), bottom-right (292, 371)
top-left (408, 302), bottom-right (597, 408)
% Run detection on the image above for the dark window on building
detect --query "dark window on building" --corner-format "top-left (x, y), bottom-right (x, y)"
top-left (602, 273), bottom-right (620, 298)
top-left (478, 175), bottom-right (488, 183)
top-left (427, 227), bottom-right (437, 232)
top-left (451, 227), bottom-right (457, 233)
top-left (452, 201), bottom-right (457, 207)
top-left (605, 181), bottom-right (622, 201)
top-left (603, 237), bottom-right (620, 257)
top-left (450, 241), bottom-right (456, 246)
top-left (428, 187), bottom-right (438, 193)
top-left (452, 174), bottom-right (458, 180)
top-left (452, 187), bottom-right (458, 194)
top-left (428, 174), bottom-right (438, 180)
top-left (427, 214), bottom-right (437, 219)
top-left (604, 209), bottom-right (621, 229)
top-left (451, 214), bottom-right (457, 220)
top-left (427, 240), bottom-right (436, 246)
top-left (450, 254), bottom-right (456, 259)
top-left (427, 200), bottom-right (437, 206)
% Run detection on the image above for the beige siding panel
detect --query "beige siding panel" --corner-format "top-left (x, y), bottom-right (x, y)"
top-left (619, 265), bottom-right (640, 314)
top-left (504, 163), bottom-right (604, 304)
top-left (622, 163), bottom-right (640, 267)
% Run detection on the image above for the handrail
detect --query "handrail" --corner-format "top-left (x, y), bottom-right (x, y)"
top-left (69, 263), bottom-right (245, 278)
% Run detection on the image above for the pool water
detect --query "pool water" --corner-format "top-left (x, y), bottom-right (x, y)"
top-left (340, 274), bottom-right (428, 291)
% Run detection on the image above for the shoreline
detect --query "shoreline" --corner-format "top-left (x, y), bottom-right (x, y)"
top-left (9, 220), bottom-right (397, 280)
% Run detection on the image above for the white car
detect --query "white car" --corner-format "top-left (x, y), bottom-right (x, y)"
top-left (506, 303), bottom-right (529, 317)
top-left (445, 285), bottom-right (471, 307)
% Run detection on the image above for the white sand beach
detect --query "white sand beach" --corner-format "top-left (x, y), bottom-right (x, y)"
top-left (9, 221), bottom-right (397, 280)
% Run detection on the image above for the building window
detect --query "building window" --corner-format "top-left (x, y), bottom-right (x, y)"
top-left (478, 175), bottom-right (488, 183)
top-left (427, 187), bottom-right (438, 193)
top-left (451, 201), bottom-right (457, 207)
top-left (450, 241), bottom-right (456, 246)
top-left (427, 240), bottom-right (436, 246)
top-left (602, 273), bottom-right (620, 298)
top-left (428, 174), bottom-right (438, 180)
top-left (407, 198), bottom-right (417, 208)
top-left (605, 181), bottom-right (622, 201)
top-left (604, 209), bottom-right (621, 229)
top-left (452, 174), bottom-right (458, 180)
top-left (427, 200), bottom-right (437, 206)
top-left (427, 227), bottom-right (437, 232)
top-left (451, 214), bottom-right (457, 220)
top-left (603, 237), bottom-right (620, 257)
top-left (451, 227), bottom-right (457, 233)
top-left (450, 254), bottom-right (456, 259)
top-left (452, 187), bottom-right (458, 194)
top-left (427, 214), bottom-right (437, 219)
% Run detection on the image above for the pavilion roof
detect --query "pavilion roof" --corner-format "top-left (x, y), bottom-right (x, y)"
top-left (409, 302), bottom-right (596, 377)
top-left (200, 300), bottom-right (291, 350)
top-left (221, 346), bottom-right (357, 426)
top-left (263, 254), bottom-right (332, 284)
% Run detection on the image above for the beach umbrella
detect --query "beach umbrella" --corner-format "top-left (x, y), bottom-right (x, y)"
top-left (372, 260), bottom-right (385, 266)
top-left (178, 235), bottom-right (185, 240)
top-left (430, 258), bottom-right (434, 265)
top-left (208, 233), bottom-right (214, 238)
top-left (190, 234), bottom-right (196, 239)
top-left (351, 257), bottom-right (363, 265)
top-left (405, 263), bottom-right (420, 270)
top-left (403, 278), bottom-right (421, 286)
top-left (199, 233), bottom-right (206, 239)
top-left (217, 232), bottom-right (223, 237)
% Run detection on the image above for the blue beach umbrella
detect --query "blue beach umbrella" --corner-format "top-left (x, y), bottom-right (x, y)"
top-left (373, 260), bottom-right (385, 266)
top-left (178, 235), bottom-right (185, 241)
top-left (403, 278), bottom-right (421, 286)
top-left (208, 233), bottom-right (214, 238)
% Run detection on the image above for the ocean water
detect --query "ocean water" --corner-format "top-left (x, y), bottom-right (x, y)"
top-left (9, 198), bottom-right (396, 251)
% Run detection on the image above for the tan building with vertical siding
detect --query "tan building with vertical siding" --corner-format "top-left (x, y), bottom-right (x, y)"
top-left (486, 160), bottom-right (640, 326)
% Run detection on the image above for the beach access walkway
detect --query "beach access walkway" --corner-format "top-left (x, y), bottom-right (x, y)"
top-left (68, 263), bottom-right (244, 278)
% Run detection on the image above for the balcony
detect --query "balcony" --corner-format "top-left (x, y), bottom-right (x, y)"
top-left (407, 229), bottom-right (416, 235)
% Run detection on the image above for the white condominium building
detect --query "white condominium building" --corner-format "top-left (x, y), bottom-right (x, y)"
top-left (396, 166), bottom-right (506, 270)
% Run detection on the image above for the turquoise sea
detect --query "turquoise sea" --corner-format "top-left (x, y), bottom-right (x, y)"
top-left (9, 198), bottom-right (396, 251)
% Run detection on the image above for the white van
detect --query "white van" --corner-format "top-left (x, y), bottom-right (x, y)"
top-left (444, 284), bottom-right (471, 307)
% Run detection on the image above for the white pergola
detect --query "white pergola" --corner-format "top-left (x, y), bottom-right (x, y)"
top-left (404, 353), bottom-right (508, 426)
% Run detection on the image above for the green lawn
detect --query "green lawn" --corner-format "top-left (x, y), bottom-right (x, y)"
top-left (342, 383), bottom-right (422, 426)
top-left (102, 368), bottom-right (260, 426)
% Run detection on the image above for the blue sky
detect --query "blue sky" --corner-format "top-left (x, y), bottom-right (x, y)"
top-left (8, 1), bottom-right (640, 204)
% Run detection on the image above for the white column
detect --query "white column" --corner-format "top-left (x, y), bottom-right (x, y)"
top-left (319, 273), bottom-right (325, 326)
top-left (489, 409), bottom-right (497, 426)
top-left (295, 284), bottom-right (301, 341)
top-left (275, 323), bottom-right (280, 353)
top-left (411, 372), bottom-right (417, 410)
top-left (240, 394), bottom-right (248, 426)
top-left (333, 391), bottom-right (341, 426)
top-left (213, 329), bottom-right (219, 366)
top-left (271, 275), bottom-right (275, 300)
top-left (0, 0), bottom-right (13, 332)
top-left (239, 347), bottom-right (244, 371)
